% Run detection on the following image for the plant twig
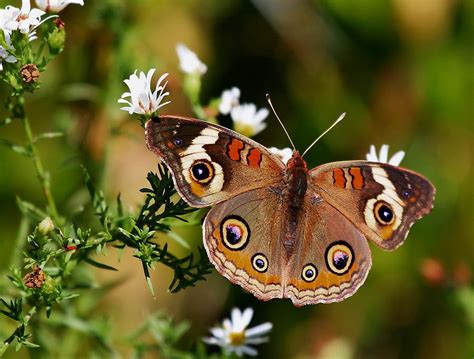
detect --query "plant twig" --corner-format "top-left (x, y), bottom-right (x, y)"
top-left (21, 114), bottom-right (59, 223)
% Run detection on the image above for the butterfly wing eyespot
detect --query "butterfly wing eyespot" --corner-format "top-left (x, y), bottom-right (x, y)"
top-left (301, 264), bottom-right (318, 282)
top-left (173, 137), bottom-right (184, 147)
top-left (374, 200), bottom-right (395, 225)
top-left (220, 216), bottom-right (250, 251)
top-left (325, 241), bottom-right (354, 275)
top-left (190, 160), bottom-right (215, 184)
top-left (252, 253), bottom-right (268, 273)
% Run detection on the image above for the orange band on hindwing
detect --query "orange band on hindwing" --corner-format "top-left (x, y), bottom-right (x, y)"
top-left (247, 148), bottom-right (262, 167)
top-left (333, 168), bottom-right (346, 188)
top-left (227, 138), bottom-right (245, 161)
top-left (349, 167), bottom-right (365, 189)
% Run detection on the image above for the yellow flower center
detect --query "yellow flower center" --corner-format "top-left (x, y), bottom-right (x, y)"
top-left (228, 331), bottom-right (245, 346)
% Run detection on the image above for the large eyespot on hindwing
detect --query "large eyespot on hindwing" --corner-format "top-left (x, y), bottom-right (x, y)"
top-left (189, 160), bottom-right (215, 185)
top-left (301, 264), bottom-right (318, 282)
top-left (325, 241), bottom-right (354, 275)
top-left (220, 216), bottom-right (250, 251)
top-left (252, 253), bottom-right (268, 273)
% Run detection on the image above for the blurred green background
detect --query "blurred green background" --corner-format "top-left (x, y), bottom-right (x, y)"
top-left (0, 0), bottom-right (472, 358)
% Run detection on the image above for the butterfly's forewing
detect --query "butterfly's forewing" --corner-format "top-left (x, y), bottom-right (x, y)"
top-left (145, 116), bottom-right (285, 207)
top-left (309, 161), bottom-right (435, 250)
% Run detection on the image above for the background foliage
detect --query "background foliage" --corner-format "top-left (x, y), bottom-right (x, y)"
top-left (0, 0), bottom-right (472, 358)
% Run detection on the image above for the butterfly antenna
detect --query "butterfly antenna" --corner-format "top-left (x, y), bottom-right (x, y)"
top-left (266, 94), bottom-right (296, 151)
top-left (301, 112), bottom-right (346, 158)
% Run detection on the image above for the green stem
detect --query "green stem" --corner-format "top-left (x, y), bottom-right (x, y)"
top-left (21, 115), bottom-right (59, 223)
top-left (34, 42), bottom-right (45, 64)
top-left (10, 217), bottom-right (30, 268)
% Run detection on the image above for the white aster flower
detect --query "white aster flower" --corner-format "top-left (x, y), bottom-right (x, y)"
top-left (118, 69), bottom-right (170, 116)
top-left (231, 103), bottom-right (269, 137)
top-left (1, 0), bottom-right (45, 34)
top-left (35, 0), bottom-right (84, 12)
top-left (203, 307), bottom-right (272, 357)
top-left (269, 147), bottom-right (293, 164)
top-left (219, 87), bottom-right (240, 115)
top-left (176, 43), bottom-right (207, 75)
top-left (366, 144), bottom-right (405, 166)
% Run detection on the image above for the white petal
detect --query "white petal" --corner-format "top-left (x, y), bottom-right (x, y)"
top-left (378, 144), bottom-right (389, 163)
top-left (233, 346), bottom-right (244, 357)
top-left (203, 336), bottom-right (224, 346)
top-left (253, 107), bottom-right (269, 123)
top-left (245, 337), bottom-right (269, 344)
top-left (29, 8), bottom-right (46, 19)
top-left (239, 308), bottom-right (254, 330)
top-left (21, 0), bottom-right (31, 13)
top-left (223, 318), bottom-right (232, 331)
top-left (231, 308), bottom-right (243, 331)
top-left (366, 144), bottom-right (378, 162)
top-left (210, 327), bottom-right (226, 339)
top-left (245, 322), bottom-right (272, 337)
top-left (252, 122), bottom-right (267, 135)
top-left (241, 345), bottom-right (258, 356)
top-left (388, 150), bottom-right (405, 166)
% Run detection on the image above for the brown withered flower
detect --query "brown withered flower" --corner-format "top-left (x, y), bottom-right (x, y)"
top-left (20, 64), bottom-right (40, 83)
top-left (23, 266), bottom-right (46, 289)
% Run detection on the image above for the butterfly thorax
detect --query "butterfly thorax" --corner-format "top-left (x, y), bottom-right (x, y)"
top-left (285, 151), bottom-right (308, 207)
top-left (282, 151), bottom-right (309, 256)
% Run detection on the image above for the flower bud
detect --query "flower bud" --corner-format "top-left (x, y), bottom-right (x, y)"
top-left (47, 20), bottom-right (66, 54)
top-left (38, 217), bottom-right (55, 235)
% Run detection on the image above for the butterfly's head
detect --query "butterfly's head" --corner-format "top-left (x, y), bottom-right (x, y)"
top-left (287, 150), bottom-right (307, 170)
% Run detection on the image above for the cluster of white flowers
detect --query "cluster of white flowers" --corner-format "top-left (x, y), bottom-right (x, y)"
top-left (118, 44), bottom-right (407, 168)
top-left (0, 0), bottom-right (83, 71)
top-left (203, 307), bottom-right (272, 357)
